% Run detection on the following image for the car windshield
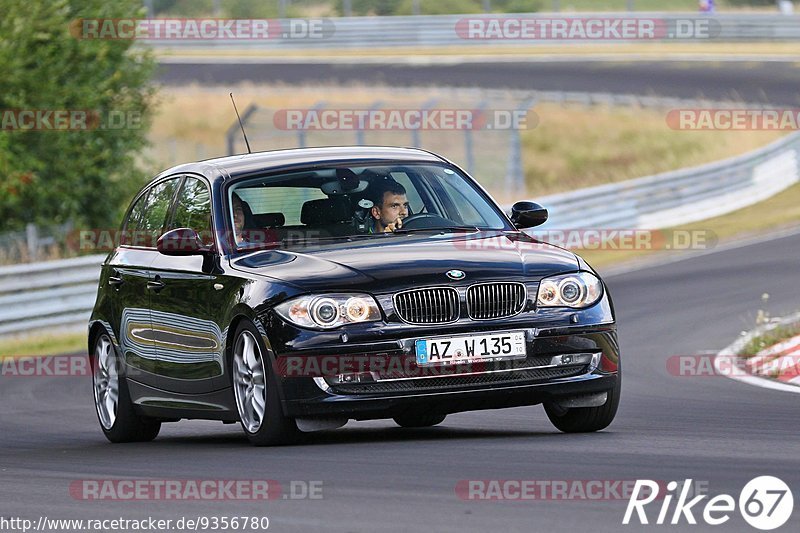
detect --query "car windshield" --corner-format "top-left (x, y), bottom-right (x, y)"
top-left (227, 163), bottom-right (511, 250)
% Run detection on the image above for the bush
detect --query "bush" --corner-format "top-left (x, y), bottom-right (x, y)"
top-left (0, 0), bottom-right (156, 232)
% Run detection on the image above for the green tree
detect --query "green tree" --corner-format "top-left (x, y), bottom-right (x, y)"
top-left (0, 0), bottom-right (156, 232)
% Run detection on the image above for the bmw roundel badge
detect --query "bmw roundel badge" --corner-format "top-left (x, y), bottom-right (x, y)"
top-left (446, 269), bottom-right (466, 280)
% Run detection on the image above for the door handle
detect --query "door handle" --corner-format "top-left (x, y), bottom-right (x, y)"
top-left (108, 276), bottom-right (124, 287)
top-left (146, 278), bottom-right (166, 292)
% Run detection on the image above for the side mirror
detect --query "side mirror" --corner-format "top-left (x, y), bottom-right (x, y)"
top-left (157, 228), bottom-right (211, 256)
top-left (510, 201), bottom-right (548, 229)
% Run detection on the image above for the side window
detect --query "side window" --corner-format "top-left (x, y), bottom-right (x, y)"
top-left (136, 178), bottom-right (180, 247)
top-left (235, 187), bottom-right (327, 226)
top-left (172, 177), bottom-right (213, 246)
top-left (122, 190), bottom-right (149, 245)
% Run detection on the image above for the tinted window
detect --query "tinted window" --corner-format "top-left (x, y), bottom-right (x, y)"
top-left (228, 164), bottom-right (509, 250)
top-left (126, 178), bottom-right (180, 247)
top-left (171, 177), bottom-right (213, 246)
top-left (237, 187), bottom-right (327, 226)
top-left (122, 190), bottom-right (149, 245)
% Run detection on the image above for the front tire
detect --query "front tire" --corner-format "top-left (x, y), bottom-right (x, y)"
top-left (544, 374), bottom-right (621, 433)
top-left (92, 332), bottom-right (160, 443)
top-left (231, 321), bottom-right (300, 446)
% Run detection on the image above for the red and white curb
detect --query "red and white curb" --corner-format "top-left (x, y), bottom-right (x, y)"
top-left (716, 313), bottom-right (800, 394)
top-left (745, 334), bottom-right (800, 385)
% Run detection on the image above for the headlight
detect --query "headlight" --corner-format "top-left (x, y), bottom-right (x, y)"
top-left (536, 272), bottom-right (603, 308)
top-left (274, 294), bottom-right (382, 329)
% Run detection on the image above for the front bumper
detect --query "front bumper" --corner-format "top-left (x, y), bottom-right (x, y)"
top-left (274, 323), bottom-right (619, 420)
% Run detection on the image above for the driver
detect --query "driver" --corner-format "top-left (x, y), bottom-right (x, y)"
top-left (369, 179), bottom-right (410, 233)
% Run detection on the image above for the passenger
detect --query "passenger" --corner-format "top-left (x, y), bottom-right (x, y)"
top-left (369, 179), bottom-right (409, 233)
top-left (231, 192), bottom-right (246, 243)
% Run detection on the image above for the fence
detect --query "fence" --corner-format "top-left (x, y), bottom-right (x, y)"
top-left (0, 255), bottom-right (104, 336)
top-left (224, 88), bottom-right (783, 201)
top-left (0, 223), bottom-right (74, 265)
top-left (224, 92), bottom-right (536, 194)
top-left (147, 13), bottom-right (800, 52)
top-left (144, 1), bottom-right (760, 19)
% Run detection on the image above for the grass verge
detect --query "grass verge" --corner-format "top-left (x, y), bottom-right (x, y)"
top-left (739, 322), bottom-right (800, 359)
top-left (148, 85), bottom-right (783, 199)
top-left (0, 332), bottom-right (86, 358)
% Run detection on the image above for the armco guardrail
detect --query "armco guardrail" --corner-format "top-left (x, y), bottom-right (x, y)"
top-left (0, 255), bottom-right (104, 336)
top-left (533, 131), bottom-right (800, 231)
top-left (1, 131), bottom-right (799, 337)
top-left (148, 13), bottom-right (800, 50)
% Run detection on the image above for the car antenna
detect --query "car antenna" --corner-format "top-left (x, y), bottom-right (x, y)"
top-left (229, 92), bottom-right (252, 154)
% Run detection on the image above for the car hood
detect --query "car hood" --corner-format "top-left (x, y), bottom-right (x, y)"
top-left (229, 231), bottom-right (578, 292)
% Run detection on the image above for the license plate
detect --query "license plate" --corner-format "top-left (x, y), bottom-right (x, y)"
top-left (415, 331), bottom-right (526, 366)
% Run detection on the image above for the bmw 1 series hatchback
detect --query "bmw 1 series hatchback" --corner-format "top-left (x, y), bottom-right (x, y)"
top-left (89, 146), bottom-right (620, 446)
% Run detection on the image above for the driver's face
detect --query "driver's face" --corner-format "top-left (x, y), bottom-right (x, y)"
top-left (373, 193), bottom-right (409, 229)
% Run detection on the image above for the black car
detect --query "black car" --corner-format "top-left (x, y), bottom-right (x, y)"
top-left (89, 146), bottom-right (620, 446)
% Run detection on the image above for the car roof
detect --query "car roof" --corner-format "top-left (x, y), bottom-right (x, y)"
top-left (153, 146), bottom-right (448, 183)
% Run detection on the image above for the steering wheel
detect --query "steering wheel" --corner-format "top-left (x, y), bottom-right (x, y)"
top-left (400, 213), bottom-right (454, 230)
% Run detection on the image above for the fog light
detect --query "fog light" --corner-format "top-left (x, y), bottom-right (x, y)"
top-left (333, 372), bottom-right (376, 384)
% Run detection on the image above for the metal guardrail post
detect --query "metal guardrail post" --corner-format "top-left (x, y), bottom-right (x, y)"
top-left (411, 98), bottom-right (438, 148)
top-left (357, 101), bottom-right (384, 146)
top-left (25, 224), bottom-right (38, 261)
top-left (465, 100), bottom-right (488, 175)
top-left (298, 101), bottom-right (326, 148)
top-left (505, 97), bottom-right (535, 196)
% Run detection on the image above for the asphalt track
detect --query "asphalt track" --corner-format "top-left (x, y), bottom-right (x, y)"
top-left (157, 60), bottom-right (800, 106)
top-left (1, 230), bottom-right (799, 532)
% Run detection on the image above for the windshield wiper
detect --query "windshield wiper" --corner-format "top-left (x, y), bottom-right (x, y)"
top-left (393, 225), bottom-right (481, 234)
